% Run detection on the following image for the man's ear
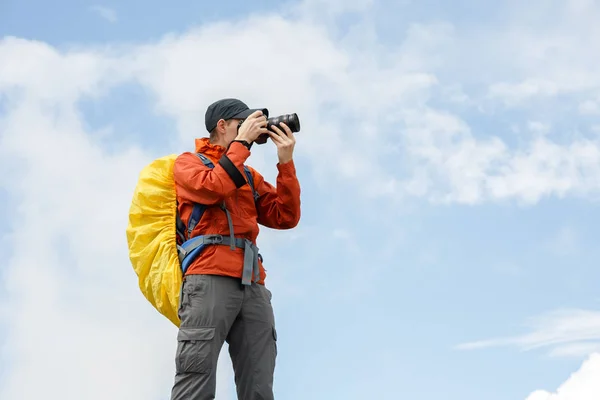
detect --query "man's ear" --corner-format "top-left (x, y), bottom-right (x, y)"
top-left (215, 119), bottom-right (226, 134)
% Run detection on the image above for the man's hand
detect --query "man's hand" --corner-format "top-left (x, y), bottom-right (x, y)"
top-left (268, 122), bottom-right (296, 164)
top-left (235, 110), bottom-right (268, 143)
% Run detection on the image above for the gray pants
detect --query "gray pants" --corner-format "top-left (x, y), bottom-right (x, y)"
top-left (170, 274), bottom-right (278, 400)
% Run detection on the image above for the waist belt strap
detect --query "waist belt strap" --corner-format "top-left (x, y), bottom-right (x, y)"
top-left (177, 234), bottom-right (261, 285)
top-left (241, 238), bottom-right (260, 286)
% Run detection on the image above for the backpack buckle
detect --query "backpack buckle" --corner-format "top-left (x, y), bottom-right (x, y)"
top-left (204, 234), bottom-right (224, 244)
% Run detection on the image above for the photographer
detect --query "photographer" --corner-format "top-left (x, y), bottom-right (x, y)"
top-left (170, 98), bottom-right (301, 400)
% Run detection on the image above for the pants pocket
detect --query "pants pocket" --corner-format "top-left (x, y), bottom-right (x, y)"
top-left (175, 327), bottom-right (215, 374)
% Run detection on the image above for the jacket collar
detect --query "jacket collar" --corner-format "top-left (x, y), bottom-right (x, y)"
top-left (194, 137), bottom-right (226, 162)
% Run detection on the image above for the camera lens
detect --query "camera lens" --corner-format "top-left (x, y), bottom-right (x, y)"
top-left (267, 113), bottom-right (301, 133)
top-left (254, 113), bottom-right (301, 145)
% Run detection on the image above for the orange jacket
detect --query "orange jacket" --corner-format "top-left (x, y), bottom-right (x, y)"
top-left (173, 137), bottom-right (301, 284)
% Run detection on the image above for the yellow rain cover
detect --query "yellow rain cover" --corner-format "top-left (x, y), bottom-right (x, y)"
top-left (126, 154), bottom-right (182, 327)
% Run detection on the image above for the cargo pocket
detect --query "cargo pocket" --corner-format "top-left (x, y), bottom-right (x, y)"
top-left (175, 327), bottom-right (215, 374)
top-left (178, 279), bottom-right (207, 324)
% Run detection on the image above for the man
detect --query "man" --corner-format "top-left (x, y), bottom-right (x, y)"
top-left (170, 98), bottom-right (301, 400)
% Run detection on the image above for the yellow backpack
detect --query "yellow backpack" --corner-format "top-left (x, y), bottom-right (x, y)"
top-left (126, 154), bottom-right (182, 326)
top-left (126, 153), bottom-right (260, 327)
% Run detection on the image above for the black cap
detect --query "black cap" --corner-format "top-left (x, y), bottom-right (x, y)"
top-left (205, 98), bottom-right (269, 132)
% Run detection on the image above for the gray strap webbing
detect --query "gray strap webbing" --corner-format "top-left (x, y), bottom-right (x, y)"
top-left (178, 234), bottom-right (260, 286)
top-left (241, 239), bottom-right (261, 285)
top-left (220, 202), bottom-right (236, 251)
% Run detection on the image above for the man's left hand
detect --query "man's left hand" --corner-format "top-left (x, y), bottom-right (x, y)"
top-left (268, 122), bottom-right (296, 164)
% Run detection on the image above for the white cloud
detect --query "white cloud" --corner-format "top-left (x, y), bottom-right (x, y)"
top-left (90, 5), bottom-right (117, 23)
top-left (401, 111), bottom-right (600, 204)
top-left (456, 309), bottom-right (600, 358)
top-left (525, 352), bottom-right (600, 400)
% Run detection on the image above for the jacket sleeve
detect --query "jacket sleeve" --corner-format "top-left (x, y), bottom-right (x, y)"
top-left (253, 160), bottom-right (301, 229)
top-left (173, 141), bottom-right (251, 205)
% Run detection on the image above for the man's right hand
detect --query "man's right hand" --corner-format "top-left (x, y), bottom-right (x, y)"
top-left (235, 110), bottom-right (268, 143)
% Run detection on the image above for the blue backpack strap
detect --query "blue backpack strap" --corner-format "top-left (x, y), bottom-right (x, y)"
top-left (243, 165), bottom-right (259, 202)
top-left (175, 207), bottom-right (186, 244)
top-left (196, 153), bottom-right (214, 167)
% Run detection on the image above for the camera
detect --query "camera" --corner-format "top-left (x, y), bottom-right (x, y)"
top-left (256, 113), bottom-right (301, 145)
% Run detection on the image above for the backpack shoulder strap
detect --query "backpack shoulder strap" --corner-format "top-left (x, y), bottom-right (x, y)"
top-left (196, 153), bottom-right (214, 168)
top-left (243, 165), bottom-right (259, 202)
top-left (184, 153), bottom-right (216, 238)
top-left (175, 212), bottom-right (186, 244)
top-left (177, 153), bottom-right (259, 242)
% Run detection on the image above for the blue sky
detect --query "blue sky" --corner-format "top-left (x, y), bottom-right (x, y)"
top-left (2, 0), bottom-right (600, 399)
